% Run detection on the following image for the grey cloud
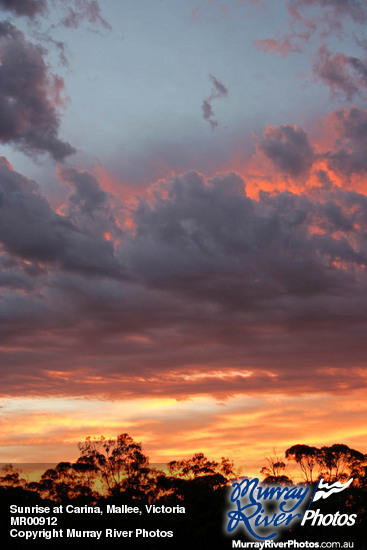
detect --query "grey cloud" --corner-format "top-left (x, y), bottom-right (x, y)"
top-left (201, 74), bottom-right (228, 129)
top-left (0, 0), bottom-right (47, 18)
top-left (58, 166), bottom-right (124, 253)
top-left (312, 45), bottom-right (367, 100)
top-left (0, 21), bottom-right (75, 160)
top-left (123, 171), bottom-right (366, 307)
top-left (1, 166), bottom-right (367, 398)
top-left (209, 74), bottom-right (228, 97)
top-left (258, 124), bottom-right (315, 176)
top-left (326, 107), bottom-right (367, 175)
top-left (201, 99), bottom-right (217, 129)
top-left (0, 162), bottom-right (122, 278)
top-left (256, 0), bottom-right (367, 102)
top-left (60, 166), bottom-right (108, 215)
top-left (0, 255), bottom-right (37, 291)
top-left (61, 0), bottom-right (111, 30)
top-left (288, 0), bottom-right (367, 25)
top-left (0, 0), bottom-right (111, 31)
top-left (253, 0), bottom-right (367, 62)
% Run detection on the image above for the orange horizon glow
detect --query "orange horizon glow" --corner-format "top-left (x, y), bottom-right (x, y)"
top-left (1, 389), bottom-right (366, 480)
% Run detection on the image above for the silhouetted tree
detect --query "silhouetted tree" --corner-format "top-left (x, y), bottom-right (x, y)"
top-left (0, 464), bottom-right (26, 487)
top-left (168, 453), bottom-right (234, 480)
top-left (77, 433), bottom-right (152, 497)
top-left (319, 444), bottom-right (366, 482)
top-left (260, 451), bottom-right (293, 484)
top-left (285, 444), bottom-right (321, 483)
top-left (286, 443), bottom-right (367, 484)
top-left (34, 461), bottom-right (98, 502)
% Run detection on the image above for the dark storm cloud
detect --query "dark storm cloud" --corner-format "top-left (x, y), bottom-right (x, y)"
top-left (258, 124), bottom-right (315, 176)
top-left (326, 107), bottom-right (367, 175)
top-left (312, 45), bottom-right (367, 99)
top-left (0, 22), bottom-right (75, 160)
top-left (201, 74), bottom-right (228, 129)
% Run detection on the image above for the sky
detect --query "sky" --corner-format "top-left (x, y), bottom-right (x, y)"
top-left (0, 0), bottom-right (367, 476)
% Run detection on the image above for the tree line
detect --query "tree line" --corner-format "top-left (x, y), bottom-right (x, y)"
top-left (1, 435), bottom-right (366, 549)
top-left (1, 434), bottom-right (366, 502)
top-left (260, 443), bottom-right (366, 485)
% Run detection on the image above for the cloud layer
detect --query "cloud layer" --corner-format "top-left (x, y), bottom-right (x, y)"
top-left (1, 139), bottom-right (367, 400)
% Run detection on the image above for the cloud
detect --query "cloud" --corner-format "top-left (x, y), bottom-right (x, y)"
top-left (209, 74), bottom-right (228, 97)
top-left (257, 124), bottom-right (315, 176)
top-left (0, 0), bottom-right (111, 71)
top-left (201, 74), bottom-right (228, 129)
top-left (288, 0), bottom-right (367, 27)
top-left (312, 45), bottom-right (367, 100)
top-left (59, 166), bottom-right (108, 215)
top-left (58, 166), bottom-right (123, 244)
top-left (1, 162), bottom-right (367, 400)
top-left (201, 99), bottom-right (217, 129)
top-left (325, 107), bottom-right (367, 175)
top-left (3, 391), bottom-right (366, 473)
top-left (124, 171), bottom-right (365, 293)
top-left (0, 0), bottom-right (47, 18)
top-left (255, 0), bottom-right (367, 60)
top-left (0, 161), bottom-right (122, 278)
top-left (0, 22), bottom-right (75, 160)
top-left (61, 0), bottom-right (112, 31)
top-left (252, 0), bottom-right (367, 106)
top-left (254, 37), bottom-right (302, 57)
top-left (0, 0), bottom-right (111, 31)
